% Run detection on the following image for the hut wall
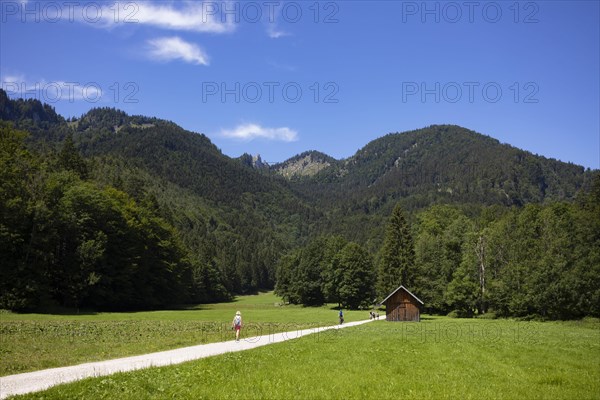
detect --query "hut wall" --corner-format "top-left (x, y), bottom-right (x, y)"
top-left (385, 289), bottom-right (420, 322)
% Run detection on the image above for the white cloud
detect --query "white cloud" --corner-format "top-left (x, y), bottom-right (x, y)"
top-left (1, 74), bottom-right (26, 85)
top-left (97, 1), bottom-right (235, 34)
top-left (10, 3), bottom-right (234, 67)
top-left (267, 25), bottom-right (289, 39)
top-left (147, 36), bottom-right (209, 65)
top-left (1, 73), bottom-right (102, 102)
top-left (10, 1), bottom-right (234, 34)
top-left (264, 3), bottom-right (290, 39)
top-left (220, 123), bottom-right (298, 142)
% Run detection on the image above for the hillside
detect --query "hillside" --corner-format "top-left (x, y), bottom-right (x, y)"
top-left (1, 89), bottom-right (597, 312)
top-left (0, 90), bottom-right (322, 309)
top-left (280, 125), bottom-right (590, 212)
top-left (2, 89), bottom-right (589, 214)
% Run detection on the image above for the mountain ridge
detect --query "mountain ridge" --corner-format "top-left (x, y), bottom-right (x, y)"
top-left (274, 125), bottom-right (590, 175)
top-left (1, 89), bottom-right (598, 311)
top-left (1, 88), bottom-right (591, 179)
top-left (1, 88), bottom-right (594, 216)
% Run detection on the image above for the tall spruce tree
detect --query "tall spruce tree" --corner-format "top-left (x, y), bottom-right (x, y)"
top-left (377, 203), bottom-right (416, 298)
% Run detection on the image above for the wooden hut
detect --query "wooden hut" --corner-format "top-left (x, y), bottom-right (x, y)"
top-left (380, 285), bottom-right (423, 322)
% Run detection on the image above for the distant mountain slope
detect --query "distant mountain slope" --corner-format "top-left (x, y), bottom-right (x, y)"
top-left (282, 125), bottom-right (590, 212)
top-left (272, 150), bottom-right (338, 179)
top-left (0, 90), bottom-right (321, 296)
top-left (0, 92), bottom-right (303, 212)
top-left (77, 116), bottom-right (265, 204)
top-left (1, 88), bottom-right (596, 292)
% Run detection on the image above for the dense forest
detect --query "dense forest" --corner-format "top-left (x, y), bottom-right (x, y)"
top-left (1, 89), bottom-right (598, 318)
top-left (278, 196), bottom-right (600, 319)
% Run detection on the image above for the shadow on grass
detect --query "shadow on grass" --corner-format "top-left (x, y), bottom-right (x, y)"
top-left (15, 306), bottom-right (99, 316)
top-left (10, 303), bottom-right (221, 316)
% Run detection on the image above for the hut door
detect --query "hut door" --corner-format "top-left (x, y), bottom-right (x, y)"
top-left (397, 303), bottom-right (406, 321)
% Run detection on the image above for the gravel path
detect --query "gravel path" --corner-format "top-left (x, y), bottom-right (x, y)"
top-left (1, 318), bottom-right (380, 399)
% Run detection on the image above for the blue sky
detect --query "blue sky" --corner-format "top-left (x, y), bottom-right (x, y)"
top-left (1, 1), bottom-right (598, 169)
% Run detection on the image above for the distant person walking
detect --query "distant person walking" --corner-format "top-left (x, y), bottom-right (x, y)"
top-left (232, 311), bottom-right (242, 341)
top-left (339, 309), bottom-right (344, 325)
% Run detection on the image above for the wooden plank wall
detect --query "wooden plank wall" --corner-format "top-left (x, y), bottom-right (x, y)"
top-left (385, 289), bottom-right (420, 321)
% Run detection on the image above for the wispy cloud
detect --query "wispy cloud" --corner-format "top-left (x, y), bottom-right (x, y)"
top-left (220, 123), bottom-right (298, 142)
top-left (1, 74), bottom-right (26, 85)
top-left (147, 36), bottom-right (209, 65)
top-left (125, 2), bottom-right (235, 33)
top-left (93, 1), bottom-right (235, 34)
top-left (9, 2), bottom-right (235, 67)
top-left (1, 73), bottom-right (102, 102)
top-left (3, 1), bottom-right (234, 34)
top-left (265, 3), bottom-right (290, 39)
top-left (266, 24), bottom-right (290, 39)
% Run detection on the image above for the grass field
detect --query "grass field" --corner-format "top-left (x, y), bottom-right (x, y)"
top-left (9, 316), bottom-right (599, 399)
top-left (3, 293), bottom-right (599, 399)
top-left (0, 292), bottom-right (368, 376)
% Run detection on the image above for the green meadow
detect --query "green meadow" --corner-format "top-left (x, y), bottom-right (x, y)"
top-left (2, 292), bottom-right (599, 399)
top-left (10, 316), bottom-right (600, 400)
top-left (0, 292), bottom-right (366, 377)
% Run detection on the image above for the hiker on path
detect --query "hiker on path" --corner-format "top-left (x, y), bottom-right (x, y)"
top-left (232, 311), bottom-right (242, 341)
top-left (339, 309), bottom-right (344, 325)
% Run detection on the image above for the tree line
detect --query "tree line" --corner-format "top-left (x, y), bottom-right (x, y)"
top-left (1, 92), bottom-right (598, 319)
top-left (0, 122), bottom-right (226, 310)
top-left (2, 117), bottom-right (598, 318)
top-left (275, 185), bottom-right (600, 319)
top-left (275, 236), bottom-right (376, 309)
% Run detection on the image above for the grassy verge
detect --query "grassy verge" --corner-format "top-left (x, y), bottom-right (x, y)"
top-left (11, 317), bottom-right (599, 399)
top-left (0, 292), bottom-right (371, 376)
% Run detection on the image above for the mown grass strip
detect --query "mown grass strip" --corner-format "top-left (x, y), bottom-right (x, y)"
top-left (10, 318), bottom-right (600, 400)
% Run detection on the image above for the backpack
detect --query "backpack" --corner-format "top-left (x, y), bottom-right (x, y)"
top-left (234, 316), bottom-right (241, 326)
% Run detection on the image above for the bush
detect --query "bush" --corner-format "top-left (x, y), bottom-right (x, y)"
top-left (447, 309), bottom-right (474, 318)
top-left (477, 311), bottom-right (498, 319)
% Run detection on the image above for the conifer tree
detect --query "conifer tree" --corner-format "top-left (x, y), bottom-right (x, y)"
top-left (377, 203), bottom-right (415, 298)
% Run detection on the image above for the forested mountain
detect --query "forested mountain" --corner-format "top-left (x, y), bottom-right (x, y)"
top-left (1, 89), bottom-right (598, 318)
top-left (276, 125), bottom-right (594, 246)
top-left (0, 90), bottom-right (320, 310)
top-left (281, 125), bottom-right (590, 208)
